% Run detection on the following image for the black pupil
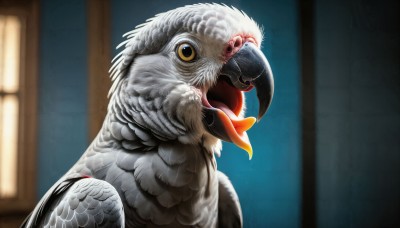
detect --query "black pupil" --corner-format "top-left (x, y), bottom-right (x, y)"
top-left (181, 45), bottom-right (193, 57)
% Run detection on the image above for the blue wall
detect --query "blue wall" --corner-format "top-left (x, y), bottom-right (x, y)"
top-left (38, 0), bottom-right (88, 196)
top-left (112, 1), bottom-right (301, 227)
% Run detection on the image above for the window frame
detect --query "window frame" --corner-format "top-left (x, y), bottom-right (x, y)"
top-left (88, 0), bottom-right (111, 141)
top-left (0, 0), bottom-right (38, 217)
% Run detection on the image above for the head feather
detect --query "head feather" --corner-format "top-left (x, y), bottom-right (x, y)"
top-left (108, 3), bottom-right (263, 97)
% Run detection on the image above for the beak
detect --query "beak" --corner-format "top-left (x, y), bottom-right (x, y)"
top-left (203, 42), bottom-right (274, 159)
top-left (220, 42), bottom-right (274, 120)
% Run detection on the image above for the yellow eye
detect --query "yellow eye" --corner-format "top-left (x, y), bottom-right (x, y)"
top-left (177, 43), bottom-right (196, 62)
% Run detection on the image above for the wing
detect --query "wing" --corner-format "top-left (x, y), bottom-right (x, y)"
top-left (217, 171), bottom-right (243, 228)
top-left (22, 177), bottom-right (124, 228)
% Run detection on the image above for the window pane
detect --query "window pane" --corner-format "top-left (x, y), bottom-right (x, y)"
top-left (0, 15), bottom-right (21, 199)
top-left (0, 95), bottom-right (19, 198)
top-left (0, 15), bottom-right (21, 93)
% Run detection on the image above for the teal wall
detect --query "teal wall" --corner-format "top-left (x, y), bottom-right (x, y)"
top-left (38, 0), bottom-right (88, 196)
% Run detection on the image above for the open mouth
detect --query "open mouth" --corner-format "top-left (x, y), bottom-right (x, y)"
top-left (202, 76), bottom-right (256, 157)
top-left (201, 42), bottom-right (274, 159)
top-left (202, 76), bottom-right (243, 119)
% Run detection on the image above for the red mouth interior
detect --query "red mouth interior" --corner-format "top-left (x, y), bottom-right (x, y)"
top-left (205, 76), bottom-right (243, 117)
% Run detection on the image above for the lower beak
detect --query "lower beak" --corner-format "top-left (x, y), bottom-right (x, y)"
top-left (203, 42), bottom-right (274, 159)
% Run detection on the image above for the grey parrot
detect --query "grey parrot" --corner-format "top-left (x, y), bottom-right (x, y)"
top-left (22, 3), bottom-right (274, 228)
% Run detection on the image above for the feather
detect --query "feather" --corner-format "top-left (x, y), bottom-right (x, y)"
top-left (20, 176), bottom-right (89, 228)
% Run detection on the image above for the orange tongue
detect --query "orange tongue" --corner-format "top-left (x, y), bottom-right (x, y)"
top-left (215, 110), bottom-right (256, 159)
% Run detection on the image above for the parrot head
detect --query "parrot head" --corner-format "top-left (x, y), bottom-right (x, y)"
top-left (109, 4), bottom-right (274, 159)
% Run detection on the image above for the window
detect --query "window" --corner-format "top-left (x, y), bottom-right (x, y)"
top-left (0, 0), bottom-right (38, 225)
top-left (0, 14), bottom-right (21, 199)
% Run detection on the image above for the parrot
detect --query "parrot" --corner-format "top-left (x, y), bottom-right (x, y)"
top-left (22, 3), bottom-right (274, 228)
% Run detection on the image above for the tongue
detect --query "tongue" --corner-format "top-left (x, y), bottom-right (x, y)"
top-left (209, 100), bottom-right (256, 159)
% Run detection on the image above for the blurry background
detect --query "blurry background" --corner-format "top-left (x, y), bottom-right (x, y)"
top-left (0, 0), bottom-right (398, 227)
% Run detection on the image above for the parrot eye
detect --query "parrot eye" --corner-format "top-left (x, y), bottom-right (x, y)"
top-left (177, 43), bottom-right (196, 62)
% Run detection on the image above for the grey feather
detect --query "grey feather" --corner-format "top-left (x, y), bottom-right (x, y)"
top-left (217, 171), bottom-right (243, 228)
top-left (22, 178), bottom-right (124, 227)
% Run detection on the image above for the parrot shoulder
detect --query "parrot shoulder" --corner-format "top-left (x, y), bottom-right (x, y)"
top-left (217, 171), bottom-right (243, 228)
top-left (21, 176), bottom-right (124, 227)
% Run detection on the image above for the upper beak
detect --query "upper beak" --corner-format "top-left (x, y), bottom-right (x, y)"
top-left (220, 42), bottom-right (274, 120)
top-left (203, 42), bottom-right (274, 159)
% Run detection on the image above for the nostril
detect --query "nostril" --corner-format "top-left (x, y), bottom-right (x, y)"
top-left (224, 36), bottom-right (246, 60)
top-left (234, 38), bottom-right (242, 48)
